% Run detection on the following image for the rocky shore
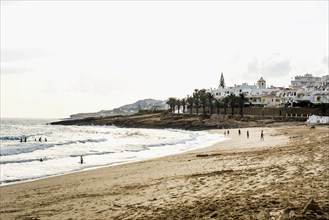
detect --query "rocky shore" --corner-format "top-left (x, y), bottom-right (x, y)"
top-left (51, 112), bottom-right (307, 130)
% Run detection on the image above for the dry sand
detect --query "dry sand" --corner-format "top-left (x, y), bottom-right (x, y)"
top-left (1, 125), bottom-right (328, 219)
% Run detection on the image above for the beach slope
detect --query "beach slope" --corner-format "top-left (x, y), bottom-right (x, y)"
top-left (1, 126), bottom-right (328, 219)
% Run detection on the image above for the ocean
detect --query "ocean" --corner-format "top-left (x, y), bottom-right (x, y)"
top-left (0, 118), bottom-right (226, 186)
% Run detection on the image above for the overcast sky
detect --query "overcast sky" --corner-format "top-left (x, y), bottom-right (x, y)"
top-left (1, 1), bottom-right (328, 118)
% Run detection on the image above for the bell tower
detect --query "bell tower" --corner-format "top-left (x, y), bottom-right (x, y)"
top-left (219, 72), bottom-right (225, 89)
top-left (257, 77), bottom-right (266, 89)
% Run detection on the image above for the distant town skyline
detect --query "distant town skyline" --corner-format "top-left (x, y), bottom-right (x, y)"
top-left (1, 1), bottom-right (328, 118)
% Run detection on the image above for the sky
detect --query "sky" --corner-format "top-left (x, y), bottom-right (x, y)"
top-left (1, 0), bottom-right (328, 118)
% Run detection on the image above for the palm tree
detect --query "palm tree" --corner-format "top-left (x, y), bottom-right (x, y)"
top-left (214, 98), bottom-right (222, 115)
top-left (176, 99), bottom-right (181, 114)
top-left (193, 89), bottom-right (200, 116)
top-left (186, 95), bottom-right (194, 115)
top-left (222, 96), bottom-right (229, 115)
top-left (206, 92), bottom-right (215, 115)
top-left (181, 98), bottom-right (187, 114)
top-left (238, 93), bottom-right (248, 116)
top-left (166, 97), bottom-right (176, 113)
top-left (228, 93), bottom-right (238, 115)
top-left (199, 89), bottom-right (207, 116)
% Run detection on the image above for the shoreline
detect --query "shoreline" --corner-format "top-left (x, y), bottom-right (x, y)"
top-left (1, 125), bottom-right (328, 219)
top-left (0, 127), bottom-right (268, 188)
top-left (0, 128), bottom-right (227, 187)
top-left (0, 134), bottom-right (227, 187)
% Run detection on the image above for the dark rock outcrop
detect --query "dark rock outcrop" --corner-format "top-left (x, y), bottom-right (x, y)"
top-left (51, 112), bottom-right (307, 130)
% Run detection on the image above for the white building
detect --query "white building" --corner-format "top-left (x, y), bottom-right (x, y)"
top-left (290, 73), bottom-right (322, 89)
top-left (260, 94), bottom-right (282, 107)
top-left (311, 91), bottom-right (329, 104)
top-left (211, 82), bottom-right (274, 98)
top-left (209, 73), bottom-right (329, 107)
top-left (322, 75), bottom-right (329, 87)
top-left (209, 75), bottom-right (278, 106)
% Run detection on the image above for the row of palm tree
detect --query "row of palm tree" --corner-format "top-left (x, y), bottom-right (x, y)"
top-left (166, 89), bottom-right (249, 116)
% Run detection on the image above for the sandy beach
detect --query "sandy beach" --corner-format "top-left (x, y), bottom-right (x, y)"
top-left (1, 125), bottom-right (328, 219)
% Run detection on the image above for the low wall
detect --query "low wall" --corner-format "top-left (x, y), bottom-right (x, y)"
top-left (192, 106), bottom-right (329, 117)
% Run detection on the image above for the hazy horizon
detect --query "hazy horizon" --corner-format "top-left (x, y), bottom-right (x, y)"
top-left (1, 1), bottom-right (328, 118)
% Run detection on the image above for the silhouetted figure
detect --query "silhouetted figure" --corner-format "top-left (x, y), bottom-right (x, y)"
top-left (238, 129), bottom-right (241, 135)
top-left (35, 138), bottom-right (37, 141)
top-left (39, 137), bottom-right (42, 142)
top-left (40, 158), bottom-right (43, 162)
top-left (261, 130), bottom-right (264, 141)
top-left (247, 130), bottom-right (249, 139)
top-left (45, 138), bottom-right (47, 142)
top-left (20, 137), bottom-right (23, 143)
top-left (24, 137), bottom-right (27, 142)
top-left (80, 156), bottom-right (84, 164)
top-left (227, 130), bottom-right (229, 136)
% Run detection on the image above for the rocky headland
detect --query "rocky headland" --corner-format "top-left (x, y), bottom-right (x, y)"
top-left (51, 112), bottom-right (308, 130)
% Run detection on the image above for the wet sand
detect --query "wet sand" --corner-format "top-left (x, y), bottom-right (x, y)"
top-left (1, 125), bottom-right (328, 219)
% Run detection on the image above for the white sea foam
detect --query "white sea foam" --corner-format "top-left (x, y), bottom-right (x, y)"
top-left (0, 118), bottom-right (226, 185)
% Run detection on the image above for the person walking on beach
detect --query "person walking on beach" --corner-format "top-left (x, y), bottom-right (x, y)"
top-left (227, 130), bottom-right (229, 136)
top-left (80, 156), bottom-right (84, 164)
top-left (247, 130), bottom-right (249, 139)
top-left (238, 129), bottom-right (241, 136)
top-left (260, 130), bottom-right (264, 141)
top-left (224, 131), bottom-right (226, 136)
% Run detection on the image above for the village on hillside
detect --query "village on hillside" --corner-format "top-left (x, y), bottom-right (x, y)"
top-left (209, 73), bottom-right (329, 108)
top-left (70, 73), bottom-right (329, 121)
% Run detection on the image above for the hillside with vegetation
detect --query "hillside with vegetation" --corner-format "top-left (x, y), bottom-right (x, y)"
top-left (69, 99), bottom-right (167, 119)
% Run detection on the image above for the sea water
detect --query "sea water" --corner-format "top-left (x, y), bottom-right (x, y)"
top-left (0, 118), bottom-right (226, 185)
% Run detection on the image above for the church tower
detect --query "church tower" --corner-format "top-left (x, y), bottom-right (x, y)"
top-left (257, 77), bottom-right (266, 89)
top-left (219, 72), bottom-right (225, 89)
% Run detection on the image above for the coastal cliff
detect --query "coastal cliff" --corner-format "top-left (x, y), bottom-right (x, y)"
top-left (51, 112), bottom-right (307, 130)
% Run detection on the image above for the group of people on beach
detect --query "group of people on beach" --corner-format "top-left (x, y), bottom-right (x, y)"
top-left (19, 137), bottom-right (48, 143)
top-left (223, 129), bottom-right (264, 141)
top-left (35, 137), bottom-right (47, 142)
top-left (20, 137), bottom-right (27, 142)
top-left (18, 137), bottom-right (86, 164)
